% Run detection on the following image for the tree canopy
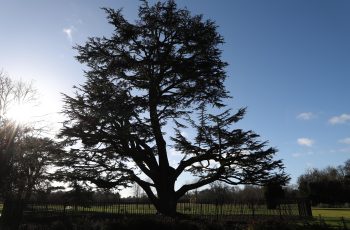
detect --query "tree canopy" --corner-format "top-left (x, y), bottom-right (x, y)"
top-left (59, 0), bottom-right (288, 216)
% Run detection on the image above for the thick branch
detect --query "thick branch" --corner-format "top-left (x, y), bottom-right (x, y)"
top-left (174, 147), bottom-right (216, 178)
top-left (175, 169), bottom-right (224, 199)
top-left (149, 84), bottom-right (169, 169)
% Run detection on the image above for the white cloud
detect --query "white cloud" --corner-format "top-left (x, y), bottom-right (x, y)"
top-left (297, 112), bottom-right (314, 120)
top-left (297, 138), bottom-right (314, 147)
top-left (339, 137), bottom-right (350, 145)
top-left (329, 114), bottom-right (350, 125)
top-left (63, 26), bottom-right (75, 41)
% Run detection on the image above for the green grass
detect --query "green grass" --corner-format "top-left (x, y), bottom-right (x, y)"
top-left (312, 208), bottom-right (350, 227)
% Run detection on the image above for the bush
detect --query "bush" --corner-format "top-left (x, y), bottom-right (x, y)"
top-left (20, 216), bottom-right (342, 230)
top-left (20, 216), bottom-right (225, 230)
top-left (246, 219), bottom-right (337, 230)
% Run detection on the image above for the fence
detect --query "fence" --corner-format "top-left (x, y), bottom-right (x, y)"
top-left (21, 199), bottom-right (312, 220)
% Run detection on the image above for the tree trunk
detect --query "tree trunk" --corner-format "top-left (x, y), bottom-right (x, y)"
top-left (155, 192), bottom-right (178, 216)
top-left (153, 176), bottom-right (178, 216)
top-left (0, 197), bottom-right (24, 230)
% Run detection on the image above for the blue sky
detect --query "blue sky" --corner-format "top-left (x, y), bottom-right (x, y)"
top-left (1, 0), bottom-right (349, 193)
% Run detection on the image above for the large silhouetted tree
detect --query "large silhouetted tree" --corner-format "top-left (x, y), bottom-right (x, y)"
top-left (59, 0), bottom-right (288, 216)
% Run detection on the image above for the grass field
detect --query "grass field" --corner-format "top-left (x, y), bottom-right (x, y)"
top-left (312, 208), bottom-right (350, 227)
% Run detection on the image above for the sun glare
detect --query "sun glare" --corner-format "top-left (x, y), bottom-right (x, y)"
top-left (7, 103), bottom-right (37, 124)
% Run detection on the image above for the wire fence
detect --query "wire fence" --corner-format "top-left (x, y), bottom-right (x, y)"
top-left (21, 199), bottom-right (312, 220)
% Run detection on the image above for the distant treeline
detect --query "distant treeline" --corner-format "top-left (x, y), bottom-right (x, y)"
top-left (298, 159), bottom-right (350, 205)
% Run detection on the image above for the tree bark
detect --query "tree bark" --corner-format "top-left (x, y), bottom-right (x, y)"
top-left (155, 188), bottom-right (178, 216)
top-left (0, 197), bottom-right (24, 230)
top-left (151, 168), bottom-right (180, 216)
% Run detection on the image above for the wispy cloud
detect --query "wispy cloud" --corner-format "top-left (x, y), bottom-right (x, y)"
top-left (339, 137), bottom-right (350, 145)
top-left (297, 138), bottom-right (314, 147)
top-left (292, 151), bottom-right (314, 158)
top-left (292, 153), bottom-right (301, 158)
top-left (329, 148), bottom-right (350, 154)
top-left (339, 148), bottom-right (350, 153)
top-left (63, 26), bottom-right (75, 42)
top-left (297, 112), bottom-right (314, 120)
top-left (329, 113), bottom-right (350, 125)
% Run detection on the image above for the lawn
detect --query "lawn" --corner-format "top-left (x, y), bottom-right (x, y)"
top-left (312, 208), bottom-right (350, 227)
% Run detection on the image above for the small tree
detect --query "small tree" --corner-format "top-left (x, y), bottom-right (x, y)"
top-left (0, 72), bottom-right (37, 202)
top-left (133, 183), bottom-right (142, 199)
top-left (59, 0), bottom-right (288, 216)
top-left (0, 72), bottom-right (62, 229)
top-left (264, 181), bottom-right (285, 209)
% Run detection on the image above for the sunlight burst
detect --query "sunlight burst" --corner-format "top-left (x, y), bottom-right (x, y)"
top-left (7, 103), bottom-right (37, 124)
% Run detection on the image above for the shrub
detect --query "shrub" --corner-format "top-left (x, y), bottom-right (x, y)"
top-left (246, 219), bottom-right (337, 230)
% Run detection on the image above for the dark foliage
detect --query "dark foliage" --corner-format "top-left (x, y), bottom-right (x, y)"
top-left (29, 187), bottom-right (121, 203)
top-left (264, 182), bottom-right (285, 209)
top-left (18, 217), bottom-right (345, 230)
top-left (298, 159), bottom-right (350, 205)
top-left (184, 183), bottom-right (266, 202)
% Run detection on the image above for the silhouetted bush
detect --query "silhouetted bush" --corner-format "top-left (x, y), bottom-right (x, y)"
top-left (19, 216), bottom-right (239, 230)
top-left (246, 219), bottom-right (339, 230)
top-left (20, 216), bottom-right (345, 230)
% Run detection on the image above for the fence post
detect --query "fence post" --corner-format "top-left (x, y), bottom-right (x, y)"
top-left (63, 202), bottom-right (66, 217)
top-left (215, 199), bottom-right (219, 221)
top-left (305, 199), bottom-right (312, 217)
top-left (341, 216), bottom-right (347, 230)
top-left (278, 203), bottom-right (282, 219)
top-left (297, 199), bottom-right (312, 218)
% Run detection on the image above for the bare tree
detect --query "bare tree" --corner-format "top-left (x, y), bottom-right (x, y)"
top-left (0, 71), bottom-right (62, 230)
top-left (0, 71), bottom-right (36, 121)
top-left (133, 183), bottom-right (142, 199)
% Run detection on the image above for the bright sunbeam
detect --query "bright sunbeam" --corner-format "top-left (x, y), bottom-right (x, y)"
top-left (7, 102), bottom-right (37, 124)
